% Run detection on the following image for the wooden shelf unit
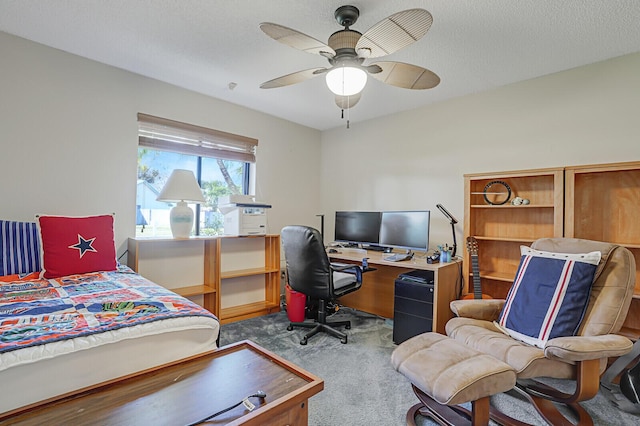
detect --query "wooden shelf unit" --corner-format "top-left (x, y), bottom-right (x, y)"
top-left (127, 235), bottom-right (281, 324)
top-left (564, 161), bottom-right (640, 339)
top-left (465, 161), bottom-right (640, 338)
top-left (464, 168), bottom-right (565, 299)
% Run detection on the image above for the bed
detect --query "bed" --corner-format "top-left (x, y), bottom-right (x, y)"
top-left (0, 216), bottom-right (220, 415)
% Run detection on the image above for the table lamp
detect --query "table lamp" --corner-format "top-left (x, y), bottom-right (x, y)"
top-left (156, 169), bottom-right (206, 238)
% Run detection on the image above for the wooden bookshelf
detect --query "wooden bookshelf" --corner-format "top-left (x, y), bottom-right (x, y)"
top-left (127, 235), bottom-right (281, 323)
top-left (464, 167), bottom-right (564, 299)
top-left (565, 161), bottom-right (640, 339)
top-left (465, 161), bottom-right (640, 339)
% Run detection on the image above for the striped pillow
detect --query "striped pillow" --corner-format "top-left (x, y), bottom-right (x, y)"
top-left (495, 246), bottom-right (601, 348)
top-left (0, 220), bottom-right (41, 276)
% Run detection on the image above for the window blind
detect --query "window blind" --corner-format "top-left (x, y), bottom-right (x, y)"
top-left (137, 113), bottom-right (258, 163)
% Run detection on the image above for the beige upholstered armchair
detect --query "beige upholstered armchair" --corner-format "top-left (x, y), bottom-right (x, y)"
top-left (446, 238), bottom-right (636, 425)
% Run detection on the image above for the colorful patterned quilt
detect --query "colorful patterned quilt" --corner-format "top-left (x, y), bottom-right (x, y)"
top-left (0, 265), bottom-right (217, 354)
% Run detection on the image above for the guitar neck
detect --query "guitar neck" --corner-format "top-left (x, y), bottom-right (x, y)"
top-left (470, 254), bottom-right (482, 299)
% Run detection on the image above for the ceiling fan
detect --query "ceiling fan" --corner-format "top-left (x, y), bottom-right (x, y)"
top-left (259, 5), bottom-right (440, 112)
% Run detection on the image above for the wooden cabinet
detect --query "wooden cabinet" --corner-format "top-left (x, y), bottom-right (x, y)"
top-left (127, 235), bottom-right (280, 324)
top-left (564, 161), bottom-right (640, 339)
top-left (463, 167), bottom-right (564, 298)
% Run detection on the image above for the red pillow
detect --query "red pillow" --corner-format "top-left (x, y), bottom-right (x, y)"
top-left (36, 214), bottom-right (117, 279)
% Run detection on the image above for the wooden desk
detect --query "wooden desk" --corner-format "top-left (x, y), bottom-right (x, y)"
top-left (1, 340), bottom-right (323, 426)
top-left (329, 250), bottom-right (461, 334)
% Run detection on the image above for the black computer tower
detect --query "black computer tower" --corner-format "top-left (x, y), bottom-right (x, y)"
top-left (393, 270), bottom-right (435, 345)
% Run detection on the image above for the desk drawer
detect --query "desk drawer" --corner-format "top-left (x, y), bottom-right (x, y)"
top-left (394, 296), bottom-right (434, 319)
top-left (394, 279), bottom-right (434, 303)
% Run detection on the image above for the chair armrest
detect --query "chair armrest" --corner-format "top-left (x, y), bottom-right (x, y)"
top-left (544, 334), bottom-right (633, 362)
top-left (331, 264), bottom-right (362, 282)
top-left (450, 299), bottom-right (505, 321)
top-left (331, 263), bottom-right (359, 271)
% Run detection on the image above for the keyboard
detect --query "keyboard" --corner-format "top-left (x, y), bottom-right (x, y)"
top-left (383, 253), bottom-right (412, 262)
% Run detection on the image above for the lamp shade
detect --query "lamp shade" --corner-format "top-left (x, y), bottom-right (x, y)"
top-left (156, 169), bottom-right (206, 203)
top-left (325, 66), bottom-right (367, 96)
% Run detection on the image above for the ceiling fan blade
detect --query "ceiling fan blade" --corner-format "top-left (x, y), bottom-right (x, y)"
top-left (335, 93), bottom-right (362, 109)
top-left (369, 62), bottom-right (440, 89)
top-left (260, 23), bottom-right (336, 57)
top-left (260, 68), bottom-right (327, 89)
top-left (356, 9), bottom-right (433, 59)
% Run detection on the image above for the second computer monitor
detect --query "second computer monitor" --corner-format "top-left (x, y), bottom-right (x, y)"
top-left (378, 211), bottom-right (430, 252)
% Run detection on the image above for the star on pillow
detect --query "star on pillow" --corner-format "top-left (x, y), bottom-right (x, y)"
top-left (68, 234), bottom-right (97, 258)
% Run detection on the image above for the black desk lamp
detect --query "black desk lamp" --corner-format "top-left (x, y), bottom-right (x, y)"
top-left (436, 204), bottom-right (458, 258)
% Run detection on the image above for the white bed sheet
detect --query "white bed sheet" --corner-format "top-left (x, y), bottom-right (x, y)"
top-left (0, 314), bottom-right (219, 415)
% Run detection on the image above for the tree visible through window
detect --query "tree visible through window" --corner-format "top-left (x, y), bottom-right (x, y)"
top-left (136, 114), bottom-right (256, 237)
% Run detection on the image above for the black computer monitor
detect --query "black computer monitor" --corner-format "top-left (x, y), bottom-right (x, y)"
top-left (378, 211), bottom-right (430, 252)
top-left (334, 211), bottom-right (381, 246)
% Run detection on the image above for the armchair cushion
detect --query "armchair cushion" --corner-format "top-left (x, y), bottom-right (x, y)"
top-left (544, 334), bottom-right (633, 362)
top-left (450, 299), bottom-right (505, 321)
top-left (446, 317), bottom-right (575, 379)
top-left (496, 246), bottom-right (600, 348)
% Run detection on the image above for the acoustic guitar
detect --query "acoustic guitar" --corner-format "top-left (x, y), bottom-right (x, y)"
top-left (464, 236), bottom-right (491, 300)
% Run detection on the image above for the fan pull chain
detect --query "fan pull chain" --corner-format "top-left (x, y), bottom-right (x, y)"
top-left (346, 96), bottom-right (351, 129)
top-left (339, 108), bottom-right (350, 128)
top-left (337, 95), bottom-right (352, 129)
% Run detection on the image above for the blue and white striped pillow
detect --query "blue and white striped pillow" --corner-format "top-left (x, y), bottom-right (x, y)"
top-left (496, 246), bottom-right (601, 348)
top-left (0, 220), bottom-right (41, 276)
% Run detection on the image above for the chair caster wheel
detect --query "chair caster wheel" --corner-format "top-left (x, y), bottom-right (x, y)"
top-left (341, 337), bottom-right (347, 344)
top-left (300, 338), bottom-right (308, 345)
top-left (287, 325), bottom-right (293, 331)
top-left (345, 324), bottom-right (351, 330)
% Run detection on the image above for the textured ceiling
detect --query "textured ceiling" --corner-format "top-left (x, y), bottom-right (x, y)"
top-left (1, 0), bottom-right (639, 131)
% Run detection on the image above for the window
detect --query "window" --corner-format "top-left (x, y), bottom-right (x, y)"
top-left (136, 114), bottom-right (257, 237)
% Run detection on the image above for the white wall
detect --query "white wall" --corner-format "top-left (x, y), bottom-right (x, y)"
top-left (0, 32), bottom-right (322, 255)
top-left (321, 52), bottom-right (640, 251)
top-left (2, 30), bottom-right (639, 257)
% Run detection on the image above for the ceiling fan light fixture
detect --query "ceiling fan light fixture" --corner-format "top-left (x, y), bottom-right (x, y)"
top-left (325, 66), bottom-right (367, 96)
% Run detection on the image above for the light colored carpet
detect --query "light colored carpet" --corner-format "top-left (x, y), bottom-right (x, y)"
top-left (218, 309), bottom-right (639, 425)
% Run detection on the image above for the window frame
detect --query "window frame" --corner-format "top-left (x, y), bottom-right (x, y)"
top-left (137, 113), bottom-right (257, 236)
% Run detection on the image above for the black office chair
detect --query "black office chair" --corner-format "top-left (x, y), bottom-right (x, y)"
top-left (281, 225), bottom-right (363, 345)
